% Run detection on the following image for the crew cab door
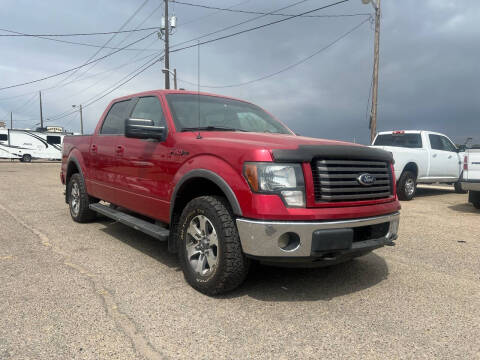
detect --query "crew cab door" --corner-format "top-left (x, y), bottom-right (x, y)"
top-left (113, 95), bottom-right (174, 222)
top-left (427, 134), bottom-right (461, 179)
top-left (89, 99), bottom-right (133, 204)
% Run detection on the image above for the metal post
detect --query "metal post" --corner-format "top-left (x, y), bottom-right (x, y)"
top-left (39, 91), bottom-right (44, 129)
top-left (173, 68), bottom-right (177, 90)
top-left (369, 0), bottom-right (381, 144)
top-left (164, 0), bottom-right (170, 89)
top-left (79, 104), bottom-right (84, 135)
top-left (10, 112), bottom-right (13, 129)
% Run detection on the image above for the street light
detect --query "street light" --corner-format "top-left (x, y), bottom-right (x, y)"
top-left (361, 0), bottom-right (378, 10)
top-left (72, 104), bottom-right (84, 135)
top-left (162, 68), bottom-right (177, 89)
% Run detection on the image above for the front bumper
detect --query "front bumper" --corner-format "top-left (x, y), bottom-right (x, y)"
top-left (461, 180), bottom-right (480, 191)
top-left (236, 212), bottom-right (399, 260)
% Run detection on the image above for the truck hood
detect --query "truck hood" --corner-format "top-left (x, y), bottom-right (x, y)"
top-left (180, 131), bottom-right (358, 150)
top-left (178, 132), bottom-right (393, 163)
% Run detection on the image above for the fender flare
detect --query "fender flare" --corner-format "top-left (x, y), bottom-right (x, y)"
top-left (169, 169), bottom-right (243, 221)
top-left (65, 156), bottom-right (85, 203)
top-left (66, 156), bottom-right (85, 183)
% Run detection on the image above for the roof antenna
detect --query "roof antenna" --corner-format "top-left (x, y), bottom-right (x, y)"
top-left (196, 40), bottom-right (202, 139)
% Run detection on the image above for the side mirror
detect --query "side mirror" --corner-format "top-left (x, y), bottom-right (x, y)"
top-left (125, 118), bottom-right (165, 140)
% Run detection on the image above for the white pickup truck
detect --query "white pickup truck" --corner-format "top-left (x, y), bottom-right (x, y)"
top-left (461, 148), bottom-right (480, 209)
top-left (372, 130), bottom-right (465, 200)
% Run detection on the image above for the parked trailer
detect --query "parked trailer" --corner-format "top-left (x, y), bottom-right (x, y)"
top-left (0, 129), bottom-right (68, 162)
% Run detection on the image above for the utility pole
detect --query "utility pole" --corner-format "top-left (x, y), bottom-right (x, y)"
top-left (365, 0), bottom-right (381, 143)
top-left (39, 91), bottom-right (44, 129)
top-left (10, 112), bottom-right (13, 129)
top-left (79, 104), bottom-right (84, 135)
top-left (173, 68), bottom-right (177, 90)
top-left (72, 104), bottom-right (84, 135)
top-left (164, 0), bottom-right (170, 90)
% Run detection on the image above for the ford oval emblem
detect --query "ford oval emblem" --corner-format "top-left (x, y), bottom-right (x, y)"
top-left (357, 173), bottom-right (376, 186)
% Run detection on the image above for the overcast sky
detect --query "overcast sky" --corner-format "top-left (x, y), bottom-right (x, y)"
top-left (1, 0), bottom-right (479, 144)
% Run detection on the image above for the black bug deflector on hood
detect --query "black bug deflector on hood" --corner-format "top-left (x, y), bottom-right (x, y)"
top-left (271, 145), bottom-right (394, 163)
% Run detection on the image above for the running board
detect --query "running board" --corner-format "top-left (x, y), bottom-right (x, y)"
top-left (89, 203), bottom-right (169, 241)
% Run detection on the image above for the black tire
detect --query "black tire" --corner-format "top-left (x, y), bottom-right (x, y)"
top-left (22, 154), bottom-right (32, 163)
top-left (67, 173), bottom-right (97, 223)
top-left (473, 202), bottom-right (480, 210)
top-left (454, 182), bottom-right (467, 194)
top-left (177, 196), bottom-right (249, 295)
top-left (397, 170), bottom-right (417, 201)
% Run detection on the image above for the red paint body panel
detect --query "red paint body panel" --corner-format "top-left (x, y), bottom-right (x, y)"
top-left (61, 90), bottom-right (400, 224)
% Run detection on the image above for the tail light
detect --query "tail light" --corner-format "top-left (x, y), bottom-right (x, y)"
top-left (464, 155), bottom-right (468, 171)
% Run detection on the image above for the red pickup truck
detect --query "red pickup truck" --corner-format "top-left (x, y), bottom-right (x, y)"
top-left (61, 90), bottom-right (400, 295)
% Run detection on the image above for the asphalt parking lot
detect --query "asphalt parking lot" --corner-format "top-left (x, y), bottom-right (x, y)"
top-left (0, 161), bottom-right (479, 359)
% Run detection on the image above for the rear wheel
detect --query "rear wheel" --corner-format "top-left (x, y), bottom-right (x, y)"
top-left (22, 154), bottom-right (32, 163)
top-left (67, 173), bottom-right (97, 223)
top-left (397, 170), bottom-right (417, 201)
top-left (473, 202), bottom-right (480, 210)
top-left (177, 196), bottom-right (249, 295)
top-left (454, 182), bottom-right (467, 194)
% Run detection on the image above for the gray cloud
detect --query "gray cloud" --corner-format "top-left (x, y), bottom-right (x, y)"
top-left (0, 0), bottom-right (479, 145)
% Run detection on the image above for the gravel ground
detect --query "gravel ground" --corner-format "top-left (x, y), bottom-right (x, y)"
top-left (0, 161), bottom-right (479, 359)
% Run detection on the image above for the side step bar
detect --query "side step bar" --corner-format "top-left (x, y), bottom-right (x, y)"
top-left (89, 203), bottom-right (169, 241)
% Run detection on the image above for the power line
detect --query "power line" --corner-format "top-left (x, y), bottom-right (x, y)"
top-left (174, 0), bottom-right (370, 18)
top-left (171, 0), bottom-right (313, 50)
top-left (0, 26), bottom-right (159, 37)
top-left (170, 0), bottom-right (351, 53)
top-left (0, 48), bottom-right (160, 103)
top-left (0, 28), bottom-right (158, 51)
top-left (179, 17), bottom-right (370, 89)
top-left (11, 93), bottom-right (38, 113)
top-left (0, 31), bottom-right (156, 91)
top-left (180, 0), bottom-right (252, 26)
top-left (57, 0), bottom-right (151, 86)
top-left (47, 54), bottom-right (164, 122)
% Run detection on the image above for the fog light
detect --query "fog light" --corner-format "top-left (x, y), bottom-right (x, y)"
top-left (281, 190), bottom-right (305, 207)
top-left (278, 232), bottom-right (300, 252)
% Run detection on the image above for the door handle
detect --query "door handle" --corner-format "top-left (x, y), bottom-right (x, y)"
top-left (432, 154), bottom-right (437, 158)
top-left (91, 144), bottom-right (97, 153)
top-left (116, 145), bottom-right (125, 155)
top-left (448, 155), bottom-right (453, 159)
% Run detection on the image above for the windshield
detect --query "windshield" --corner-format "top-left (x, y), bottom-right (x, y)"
top-left (165, 94), bottom-right (292, 134)
top-left (374, 133), bottom-right (423, 148)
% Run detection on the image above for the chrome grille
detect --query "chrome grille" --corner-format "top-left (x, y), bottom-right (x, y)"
top-left (311, 159), bottom-right (393, 202)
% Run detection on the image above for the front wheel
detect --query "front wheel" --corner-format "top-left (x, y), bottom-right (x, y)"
top-left (177, 196), bottom-right (249, 295)
top-left (397, 170), bottom-right (417, 201)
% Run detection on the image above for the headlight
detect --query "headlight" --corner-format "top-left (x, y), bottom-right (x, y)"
top-left (244, 162), bottom-right (305, 207)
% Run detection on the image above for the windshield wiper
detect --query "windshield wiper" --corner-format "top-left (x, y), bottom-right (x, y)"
top-left (180, 126), bottom-right (247, 132)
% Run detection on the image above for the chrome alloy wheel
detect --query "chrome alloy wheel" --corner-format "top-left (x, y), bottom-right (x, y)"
top-left (405, 178), bottom-right (415, 196)
top-left (186, 215), bottom-right (219, 276)
top-left (70, 182), bottom-right (80, 216)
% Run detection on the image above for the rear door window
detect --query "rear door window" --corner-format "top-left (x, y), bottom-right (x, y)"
top-left (0, 134), bottom-right (7, 141)
top-left (374, 133), bottom-right (422, 148)
top-left (131, 96), bottom-right (166, 126)
top-left (101, 100), bottom-right (131, 135)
